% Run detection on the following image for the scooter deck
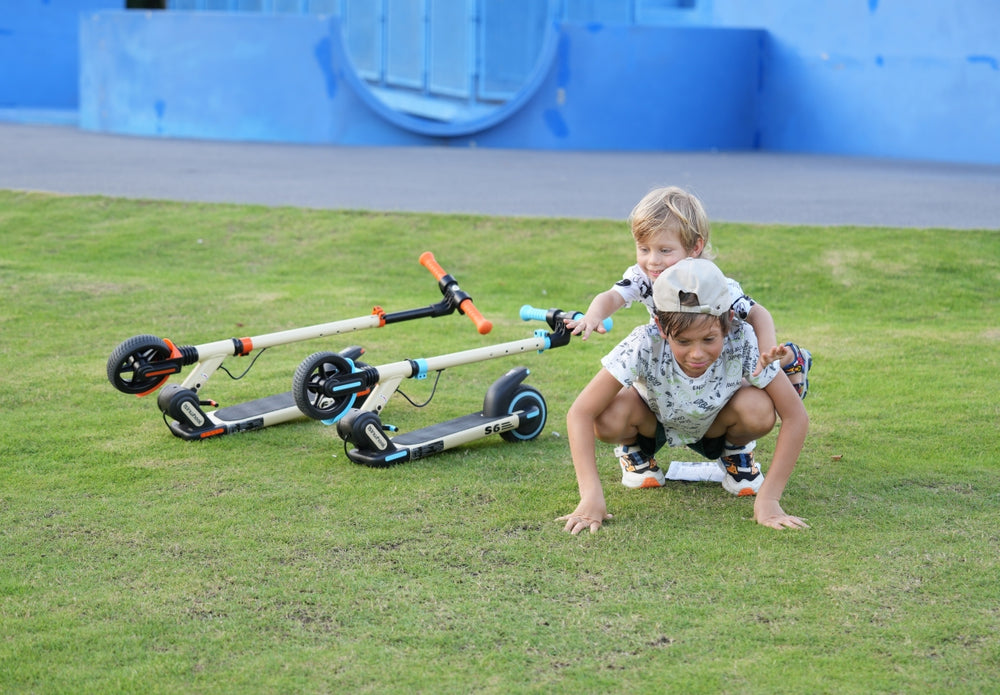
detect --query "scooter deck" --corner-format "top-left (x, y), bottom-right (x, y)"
top-left (348, 410), bottom-right (519, 466)
top-left (212, 392), bottom-right (296, 422)
top-left (166, 391), bottom-right (303, 440)
top-left (391, 411), bottom-right (499, 446)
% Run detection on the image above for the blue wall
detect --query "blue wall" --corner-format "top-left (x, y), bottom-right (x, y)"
top-left (5, 0), bottom-right (1000, 164)
top-left (79, 12), bottom-right (763, 151)
top-left (80, 12), bottom-right (345, 142)
top-left (710, 1), bottom-right (1000, 164)
top-left (470, 24), bottom-right (763, 151)
top-left (0, 0), bottom-right (119, 112)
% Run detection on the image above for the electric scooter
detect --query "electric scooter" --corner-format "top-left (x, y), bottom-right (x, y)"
top-left (292, 305), bottom-right (611, 467)
top-left (105, 252), bottom-right (490, 440)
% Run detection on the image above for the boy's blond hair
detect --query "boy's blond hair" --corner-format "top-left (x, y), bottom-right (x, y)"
top-left (628, 186), bottom-right (715, 259)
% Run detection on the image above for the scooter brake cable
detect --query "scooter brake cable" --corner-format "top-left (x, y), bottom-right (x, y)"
top-left (396, 370), bottom-right (444, 408)
top-left (218, 348), bottom-right (269, 380)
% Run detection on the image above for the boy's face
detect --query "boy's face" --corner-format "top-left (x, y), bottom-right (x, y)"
top-left (635, 227), bottom-right (702, 282)
top-left (662, 315), bottom-right (724, 378)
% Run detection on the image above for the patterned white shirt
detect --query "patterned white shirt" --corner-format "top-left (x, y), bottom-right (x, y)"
top-left (601, 321), bottom-right (779, 447)
top-left (611, 263), bottom-right (755, 321)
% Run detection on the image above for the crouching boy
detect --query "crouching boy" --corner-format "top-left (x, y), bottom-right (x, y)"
top-left (558, 258), bottom-right (809, 535)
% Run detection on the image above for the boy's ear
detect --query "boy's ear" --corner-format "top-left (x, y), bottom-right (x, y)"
top-left (690, 237), bottom-right (706, 258)
top-left (655, 317), bottom-right (669, 339)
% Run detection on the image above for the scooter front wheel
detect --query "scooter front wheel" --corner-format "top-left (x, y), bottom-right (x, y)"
top-left (500, 385), bottom-right (547, 443)
top-left (107, 334), bottom-right (173, 395)
top-left (292, 351), bottom-right (358, 422)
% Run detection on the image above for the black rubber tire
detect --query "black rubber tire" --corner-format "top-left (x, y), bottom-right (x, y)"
top-left (292, 351), bottom-right (357, 421)
top-left (106, 334), bottom-right (172, 395)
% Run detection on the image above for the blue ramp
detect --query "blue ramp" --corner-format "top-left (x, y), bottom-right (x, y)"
top-left (79, 9), bottom-right (762, 150)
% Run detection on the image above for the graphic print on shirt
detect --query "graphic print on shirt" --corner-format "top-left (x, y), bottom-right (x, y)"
top-left (600, 322), bottom-right (778, 448)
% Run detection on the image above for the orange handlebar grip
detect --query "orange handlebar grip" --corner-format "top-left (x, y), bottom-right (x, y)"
top-left (419, 251), bottom-right (492, 335)
top-left (419, 251), bottom-right (446, 281)
top-left (460, 299), bottom-right (493, 335)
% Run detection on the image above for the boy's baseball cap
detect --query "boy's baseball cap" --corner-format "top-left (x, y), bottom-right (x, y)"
top-left (653, 258), bottom-right (731, 316)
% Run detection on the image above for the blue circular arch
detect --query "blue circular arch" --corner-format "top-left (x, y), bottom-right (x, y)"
top-left (332, 4), bottom-right (562, 138)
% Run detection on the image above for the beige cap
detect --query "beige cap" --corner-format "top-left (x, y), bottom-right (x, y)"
top-left (653, 258), bottom-right (731, 316)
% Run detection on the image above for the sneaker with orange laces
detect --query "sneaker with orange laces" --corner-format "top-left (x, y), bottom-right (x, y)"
top-left (719, 451), bottom-right (765, 496)
top-left (615, 444), bottom-right (666, 488)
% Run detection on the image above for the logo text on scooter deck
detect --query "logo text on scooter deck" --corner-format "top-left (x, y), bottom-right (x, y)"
top-left (180, 401), bottom-right (205, 427)
top-left (364, 423), bottom-right (389, 450)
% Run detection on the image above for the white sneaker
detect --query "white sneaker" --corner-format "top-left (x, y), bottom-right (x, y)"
top-left (615, 444), bottom-right (665, 489)
top-left (719, 452), bottom-right (764, 496)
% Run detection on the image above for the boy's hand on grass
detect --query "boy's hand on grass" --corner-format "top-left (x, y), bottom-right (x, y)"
top-left (753, 344), bottom-right (790, 376)
top-left (557, 502), bottom-right (612, 535)
top-left (753, 498), bottom-right (809, 530)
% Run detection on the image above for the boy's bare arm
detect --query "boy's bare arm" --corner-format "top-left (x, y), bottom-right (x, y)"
top-left (754, 373), bottom-right (810, 529)
top-left (746, 303), bottom-right (788, 375)
top-left (565, 290), bottom-right (625, 340)
top-left (558, 370), bottom-right (622, 534)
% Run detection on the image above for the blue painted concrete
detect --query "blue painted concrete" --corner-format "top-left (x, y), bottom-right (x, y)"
top-left (709, 1), bottom-right (1000, 164)
top-left (0, 0), bottom-right (119, 110)
top-left (80, 12), bottom-right (347, 143)
top-left (465, 23), bottom-right (762, 151)
top-left (5, 0), bottom-right (1000, 164)
top-left (79, 12), bottom-right (763, 151)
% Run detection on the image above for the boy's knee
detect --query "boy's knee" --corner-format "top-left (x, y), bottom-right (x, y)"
top-left (593, 409), bottom-right (624, 442)
top-left (751, 406), bottom-right (777, 433)
top-left (586, 388), bottom-right (653, 443)
top-left (732, 388), bottom-right (777, 434)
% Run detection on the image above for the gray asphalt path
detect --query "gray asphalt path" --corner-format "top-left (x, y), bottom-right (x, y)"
top-left (2, 123), bottom-right (998, 229)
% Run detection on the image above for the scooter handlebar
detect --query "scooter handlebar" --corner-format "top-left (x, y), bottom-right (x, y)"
top-left (519, 305), bottom-right (613, 333)
top-left (456, 299), bottom-right (492, 335)
top-left (419, 252), bottom-right (492, 335)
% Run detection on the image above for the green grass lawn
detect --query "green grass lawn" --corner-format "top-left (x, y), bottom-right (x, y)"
top-left (1, 190), bottom-right (998, 694)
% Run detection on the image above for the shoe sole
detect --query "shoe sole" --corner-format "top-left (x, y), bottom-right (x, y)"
top-left (721, 476), bottom-right (763, 496)
top-left (621, 473), bottom-right (665, 489)
top-left (621, 478), bottom-right (665, 489)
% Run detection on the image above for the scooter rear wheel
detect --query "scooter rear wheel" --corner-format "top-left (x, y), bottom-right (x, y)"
top-left (107, 334), bottom-right (173, 395)
top-left (293, 351), bottom-right (358, 422)
top-left (500, 385), bottom-right (547, 442)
